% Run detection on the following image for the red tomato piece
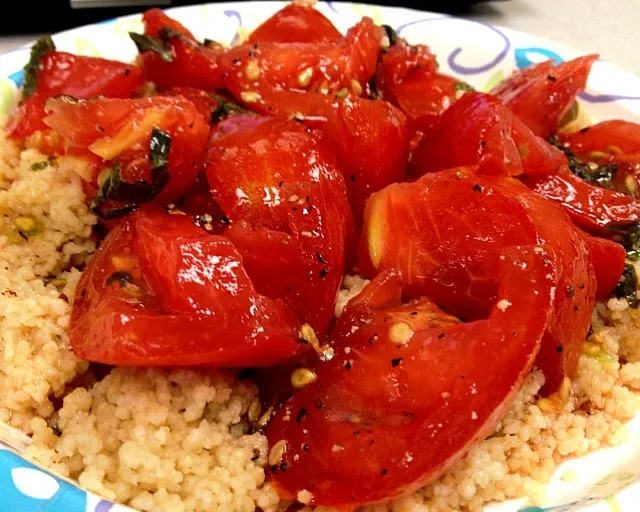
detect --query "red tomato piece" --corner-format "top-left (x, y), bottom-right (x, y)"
top-left (560, 121), bottom-right (640, 163)
top-left (523, 165), bottom-right (640, 234)
top-left (266, 246), bottom-right (556, 507)
top-left (139, 35), bottom-right (226, 92)
top-left (410, 92), bottom-right (567, 178)
top-left (360, 168), bottom-right (596, 394)
top-left (70, 209), bottom-right (301, 367)
top-left (160, 86), bottom-right (220, 121)
top-left (582, 234), bottom-right (626, 300)
top-left (246, 3), bottom-right (341, 44)
top-left (7, 51), bottom-right (143, 140)
top-left (44, 95), bottom-right (210, 205)
top-left (219, 17), bottom-right (383, 119)
top-left (322, 98), bottom-right (409, 224)
top-left (491, 55), bottom-right (598, 138)
top-left (205, 115), bottom-right (355, 335)
top-left (142, 8), bottom-right (196, 40)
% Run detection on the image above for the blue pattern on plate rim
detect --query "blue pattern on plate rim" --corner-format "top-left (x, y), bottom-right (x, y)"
top-left (0, 3), bottom-right (638, 512)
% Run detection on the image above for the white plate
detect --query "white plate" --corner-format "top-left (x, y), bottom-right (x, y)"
top-left (0, 3), bottom-right (639, 512)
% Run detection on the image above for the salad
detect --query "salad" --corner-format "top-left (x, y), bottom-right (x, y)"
top-left (1, 2), bottom-right (639, 512)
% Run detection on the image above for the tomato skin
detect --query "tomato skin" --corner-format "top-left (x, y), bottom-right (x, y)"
top-left (219, 17), bottom-right (383, 119)
top-left (523, 165), bottom-right (640, 234)
top-left (410, 92), bottom-right (566, 178)
top-left (70, 209), bottom-right (302, 367)
top-left (581, 234), bottom-right (626, 300)
top-left (360, 168), bottom-right (596, 394)
top-left (205, 115), bottom-right (355, 335)
top-left (142, 8), bottom-right (196, 40)
top-left (44, 95), bottom-right (210, 205)
top-left (6, 52), bottom-right (143, 140)
top-left (246, 3), bottom-right (341, 44)
top-left (491, 55), bottom-right (598, 138)
top-left (266, 246), bottom-right (556, 507)
top-left (323, 98), bottom-right (409, 224)
top-left (140, 36), bottom-right (226, 92)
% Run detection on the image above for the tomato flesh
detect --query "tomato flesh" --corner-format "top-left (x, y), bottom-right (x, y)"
top-left (266, 246), bottom-right (556, 507)
top-left (70, 209), bottom-right (302, 367)
top-left (205, 115), bottom-right (355, 335)
top-left (360, 168), bottom-right (596, 394)
top-left (491, 55), bottom-right (598, 138)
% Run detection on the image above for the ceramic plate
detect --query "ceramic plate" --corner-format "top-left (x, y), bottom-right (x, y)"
top-left (0, 3), bottom-right (639, 511)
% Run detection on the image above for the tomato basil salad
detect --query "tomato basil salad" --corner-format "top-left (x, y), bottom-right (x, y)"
top-left (5, 2), bottom-right (640, 509)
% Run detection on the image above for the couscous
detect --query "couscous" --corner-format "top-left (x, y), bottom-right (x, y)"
top-left (0, 3), bottom-right (639, 512)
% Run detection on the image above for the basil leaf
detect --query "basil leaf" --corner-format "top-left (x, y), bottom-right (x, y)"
top-left (129, 32), bottom-right (174, 63)
top-left (455, 82), bottom-right (475, 92)
top-left (210, 94), bottom-right (252, 124)
top-left (614, 263), bottom-right (640, 308)
top-left (22, 36), bottom-right (56, 99)
top-left (381, 25), bottom-right (398, 47)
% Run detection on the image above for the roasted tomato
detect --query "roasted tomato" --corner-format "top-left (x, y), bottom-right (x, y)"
top-left (560, 121), bottom-right (640, 164)
top-left (523, 165), bottom-right (640, 234)
top-left (246, 3), bottom-right (341, 44)
top-left (205, 115), bottom-right (355, 335)
top-left (360, 168), bottom-right (597, 394)
top-left (70, 209), bottom-right (301, 366)
top-left (410, 92), bottom-right (566, 178)
top-left (44, 95), bottom-right (210, 209)
top-left (219, 17), bottom-right (383, 119)
top-left (491, 55), bottom-right (598, 138)
top-left (323, 98), bottom-right (409, 224)
top-left (141, 8), bottom-right (196, 39)
top-left (375, 39), bottom-right (460, 136)
top-left (160, 87), bottom-right (221, 121)
top-left (583, 234), bottom-right (626, 300)
top-left (267, 246), bottom-right (556, 507)
top-left (6, 45), bottom-right (143, 140)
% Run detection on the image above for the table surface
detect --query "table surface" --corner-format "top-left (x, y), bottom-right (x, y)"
top-left (0, 0), bottom-right (638, 75)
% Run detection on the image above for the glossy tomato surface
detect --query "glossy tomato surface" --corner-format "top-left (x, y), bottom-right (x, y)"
top-left (267, 246), bottom-right (556, 507)
top-left (361, 168), bottom-right (596, 393)
top-left (70, 209), bottom-right (302, 367)
top-left (206, 114), bottom-right (355, 335)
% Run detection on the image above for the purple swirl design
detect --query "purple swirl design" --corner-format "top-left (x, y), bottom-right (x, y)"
top-left (324, 1), bottom-right (339, 14)
top-left (579, 90), bottom-right (640, 103)
top-left (95, 499), bottom-right (115, 512)
top-left (396, 17), bottom-right (510, 75)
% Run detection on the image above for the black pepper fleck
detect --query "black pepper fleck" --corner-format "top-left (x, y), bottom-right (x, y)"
top-left (380, 468), bottom-right (388, 476)
top-left (350, 174), bottom-right (356, 182)
top-left (344, 360), bottom-right (352, 370)
top-left (315, 399), bottom-right (324, 410)
top-left (391, 357), bottom-right (403, 367)
top-left (547, 75), bottom-right (557, 82)
top-left (296, 407), bottom-right (307, 423)
top-left (556, 345), bottom-right (564, 353)
top-left (302, 443), bottom-right (310, 452)
top-left (319, 268), bottom-right (328, 279)
top-left (473, 183), bottom-right (483, 192)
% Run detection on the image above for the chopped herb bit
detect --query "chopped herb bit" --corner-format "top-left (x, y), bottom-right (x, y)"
top-left (380, 25), bottom-right (398, 47)
top-left (158, 27), bottom-right (183, 41)
top-left (43, 277), bottom-right (67, 291)
top-left (455, 81), bottom-right (475, 92)
top-left (613, 263), bottom-right (640, 308)
top-left (30, 157), bottom-right (56, 171)
top-left (129, 32), bottom-right (174, 62)
top-left (607, 222), bottom-right (640, 261)
top-left (210, 94), bottom-right (251, 123)
top-left (105, 271), bottom-right (133, 288)
top-left (22, 36), bottom-right (56, 99)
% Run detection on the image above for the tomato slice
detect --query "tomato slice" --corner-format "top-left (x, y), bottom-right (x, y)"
top-left (205, 115), bottom-right (355, 335)
top-left (491, 55), bottom-right (598, 138)
top-left (7, 51), bottom-right (143, 140)
top-left (266, 245), bottom-right (556, 507)
top-left (360, 167), bottom-right (596, 394)
top-left (559, 120), bottom-right (640, 164)
top-left (142, 8), bottom-right (196, 40)
top-left (322, 97), bottom-right (409, 225)
top-left (523, 165), bottom-right (640, 234)
top-left (44, 95), bottom-right (210, 206)
top-left (410, 92), bottom-right (566, 178)
top-left (70, 209), bottom-right (301, 367)
top-left (246, 3), bottom-right (341, 44)
top-left (219, 17), bottom-right (383, 119)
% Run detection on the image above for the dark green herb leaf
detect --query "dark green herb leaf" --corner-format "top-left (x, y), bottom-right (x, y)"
top-left (608, 222), bottom-right (640, 261)
top-left (30, 157), bottom-right (56, 171)
top-left (454, 82), bottom-right (475, 92)
top-left (613, 263), bottom-right (640, 307)
top-left (150, 127), bottom-right (171, 170)
top-left (158, 27), bottom-right (183, 41)
top-left (129, 32), bottom-right (174, 62)
top-left (210, 94), bottom-right (252, 124)
top-left (381, 25), bottom-right (398, 47)
top-left (548, 135), bottom-right (618, 188)
top-left (22, 36), bottom-right (56, 99)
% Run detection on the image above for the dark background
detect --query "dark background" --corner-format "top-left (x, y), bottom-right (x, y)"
top-left (1, 0), bottom-right (495, 34)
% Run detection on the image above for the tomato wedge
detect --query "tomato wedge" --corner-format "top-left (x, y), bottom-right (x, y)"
top-left (410, 92), bottom-right (566, 178)
top-left (523, 165), bottom-right (640, 234)
top-left (559, 120), bottom-right (640, 164)
top-left (219, 18), bottom-right (383, 119)
top-left (205, 115), bottom-right (355, 335)
top-left (266, 246), bottom-right (556, 507)
top-left (246, 3), bottom-right (341, 44)
top-left (44, 95), bottom-right (210, 208)
top-left (323, 97), bottom-right (409, 224)
top-left (360, 168), bottom-right (596, 394)
top-left (70, 209), bottom-right (302, 367)
top-left (491, 55), bottom-right (598, 138)
top-left (7, 50), bottom-right (143, 140)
